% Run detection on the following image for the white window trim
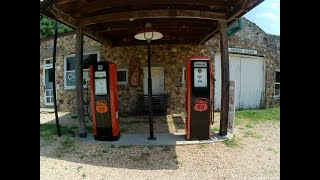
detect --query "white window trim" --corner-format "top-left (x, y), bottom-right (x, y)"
top-left (274, 70), bottom-right (280, 98)
top-left (182, 67), bottom-right (186, 84)
top-left (117, 68), bottom-right (128, 85)
top-left (64, 52), bottom-right (100, 90)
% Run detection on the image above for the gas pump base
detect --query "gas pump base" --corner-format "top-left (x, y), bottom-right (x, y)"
top-left (186, 136), bottom-right (210, 141)
top-left (94, 136), bottom-right (120, 141)
top-left (94, 128), bottom-right (120, 141)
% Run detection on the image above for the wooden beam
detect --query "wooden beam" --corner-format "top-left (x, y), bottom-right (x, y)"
top-left (81, 9), bottom-right (226, 26)
top-left (219, 20), bottom-right (230, 136)
top-left (75, 25), bottom-right (87, 138)
top-left (198, 22), bottom-right (219, 44)
top-left (69, 0), bottom-right (227, 15)
top-left (49, 6), bottom-right (112, 46)
top-left (40, 0), bottom-right (56, 13)
top-left (56, 0), bottom-right (76, 5)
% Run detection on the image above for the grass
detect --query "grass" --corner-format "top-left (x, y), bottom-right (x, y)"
top-left (267, 147), bottom-right (279, 154)
top-left (236, 107), bottom-right (280, 122)
top-left (197, 144), bottom-right (208, 148)
top-left (40, 123), bottom-right (77, 140)
top-left (243, 131), bottom-right (262, 139)
top-left (223, 135), bottom-right (240, 148)
top-left (235, 107), bottom-right (280, 126)
top-left (245, 123), bottom-right (254, 128)
top-left (161, 145), bottom-right (172, 151)
top-left (61, 135), bottom-right (76, 149)
top-left (211, 127), bottom-right (219, 132)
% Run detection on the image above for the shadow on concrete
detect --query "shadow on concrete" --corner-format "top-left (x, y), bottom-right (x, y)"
top-left (40, 111), bottom-right (179, 170)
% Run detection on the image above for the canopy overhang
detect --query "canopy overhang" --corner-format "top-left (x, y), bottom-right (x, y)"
top-left (40, 0), bottom-right (264, 47)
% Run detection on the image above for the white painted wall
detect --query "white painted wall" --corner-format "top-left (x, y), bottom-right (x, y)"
top-left (214, 54), bottom-right (265, 110)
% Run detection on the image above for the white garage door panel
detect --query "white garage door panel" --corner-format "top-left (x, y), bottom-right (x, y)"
top-left (214, 55), bottom-right (241, 111)
top-left (214, 54), bottom-right (265, 111)
top-left (239, 57), bottom-right (264, 109)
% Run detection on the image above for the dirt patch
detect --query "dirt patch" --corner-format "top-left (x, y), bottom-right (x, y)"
top-left (40, 112), bottom-right (280, 179)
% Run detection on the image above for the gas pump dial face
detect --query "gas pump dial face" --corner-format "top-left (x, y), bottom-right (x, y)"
top-left (194, 68), bottom-right (207, 87)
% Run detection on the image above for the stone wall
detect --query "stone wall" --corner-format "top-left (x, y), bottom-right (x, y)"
top-left (205, 17), bottom-right (280, 108)
top-left (40, 32), bottom-right (209, 113)
top-left (101, 45), bottom-right (209, 113)
top-left (40, 17), bottom-right (280, 113)
top-left (40, 32), bottom-right (102, 112)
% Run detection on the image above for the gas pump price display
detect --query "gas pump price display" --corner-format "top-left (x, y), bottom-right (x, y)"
top-left (95, 78), bottom-right (108, 95)
top-left (193, 61), bottom-right (208, 88)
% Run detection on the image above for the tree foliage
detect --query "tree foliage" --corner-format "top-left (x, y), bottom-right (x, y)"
top-left (40, 15), bottom-right (73, 38)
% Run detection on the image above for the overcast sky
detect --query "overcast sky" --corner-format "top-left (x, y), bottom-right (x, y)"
top-left (244, 0), bottom-right (280, 35)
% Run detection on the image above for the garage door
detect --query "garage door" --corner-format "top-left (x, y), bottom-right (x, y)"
top-left (214, 54), bottom-right (265, 111)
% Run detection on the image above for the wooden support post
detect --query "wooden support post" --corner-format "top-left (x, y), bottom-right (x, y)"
top-left (219, 20), bottom-right (230, 136)
top-left (75, 24), bottom-right (86, 138)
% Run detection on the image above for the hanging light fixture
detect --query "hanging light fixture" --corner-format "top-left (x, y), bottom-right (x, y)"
top-left (134, 23), bottom-right (163, 140)
top-left (134, 23), bottom-right (163, 42)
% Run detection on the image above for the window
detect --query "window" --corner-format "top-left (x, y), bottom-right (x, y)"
top-left (117, 68), bottom-right (128, 85)
top-left (274, 71), bottom-right (280, 97)
top-left (182, 67), bottom-right (186, 83)
top-left (64, 53), bottom-right (99, 89)
top-left (45, 59), bottom-right (53, 64)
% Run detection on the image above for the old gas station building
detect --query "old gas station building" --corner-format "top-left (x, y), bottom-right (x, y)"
top-left (40, 0), bottom-right (279, 138)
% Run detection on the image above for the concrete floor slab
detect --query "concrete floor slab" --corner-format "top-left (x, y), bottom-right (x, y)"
top-left (76, 132), bottom-right (233, 146)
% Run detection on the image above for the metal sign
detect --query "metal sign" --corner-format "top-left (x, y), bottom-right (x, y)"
top-left (228, 48), bottom-right (258, 55)
top-left (194, 98), bottom-right (209, 112)
top-left (194, 61), bottom-right (208, 67)
top-left (96, 100), bottom-right (108, 113)
top-left (227, 19), bottom-right (242, 36)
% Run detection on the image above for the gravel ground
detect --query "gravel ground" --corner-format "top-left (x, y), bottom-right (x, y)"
top-left (40, 111), bottom-right (280, 180)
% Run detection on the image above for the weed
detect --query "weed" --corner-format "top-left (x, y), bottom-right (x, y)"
top-left (82, 173), bottom-right (86, 179)
top-left (245, 123), bottom-right (254, 128)
top-left (244, 131), bottom-right (262, 139)
top-left (223, 135), bottom-right (239, 148)
top-left (161, 145), bottom-right (171, 151)
top-left (77, 166), bottom-right (83, 173)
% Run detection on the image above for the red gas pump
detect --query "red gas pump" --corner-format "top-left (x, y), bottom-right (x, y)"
top-left (89, 61), bottom-right (120, 141)
top-left (185, 56), bottom-right (213, 140)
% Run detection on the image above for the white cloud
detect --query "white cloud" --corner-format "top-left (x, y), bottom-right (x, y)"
top-left (265, 1), bottom-right (280, 9)
top-left (256, 12), bottom-right (279, 22)
top-left (262, 0), bottom-right (280, 9)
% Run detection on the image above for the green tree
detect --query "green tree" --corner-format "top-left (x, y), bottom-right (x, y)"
top-left (40, 15), bottom-right (73, 38)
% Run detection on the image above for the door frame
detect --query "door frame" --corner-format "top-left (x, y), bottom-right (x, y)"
top-left (143, 67), bottom-right (164, 95)
top-left (43, 58), bottom-right (54, 106)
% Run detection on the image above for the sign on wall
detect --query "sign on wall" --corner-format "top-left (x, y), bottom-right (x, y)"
top-left (228, 48), bottom-right (258, 55)
top-left (227, 19), bottom-right (242, 36)
top-left (228, 80), bottom-right (236, 134)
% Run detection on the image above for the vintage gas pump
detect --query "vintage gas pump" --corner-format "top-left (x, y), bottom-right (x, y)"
top-left (185, 56), bottom-right (213, 140)
top-left (89, 61), bottom-right (120, 141)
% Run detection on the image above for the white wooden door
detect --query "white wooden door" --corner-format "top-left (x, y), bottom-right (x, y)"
top-left (143, 67), bottom-right (164, 94)
top-left (214, 54), bottom-right (265, 110)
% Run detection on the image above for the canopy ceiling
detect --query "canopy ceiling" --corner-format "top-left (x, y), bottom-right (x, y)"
top-left (40, 0), bottom-right (264, 47)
